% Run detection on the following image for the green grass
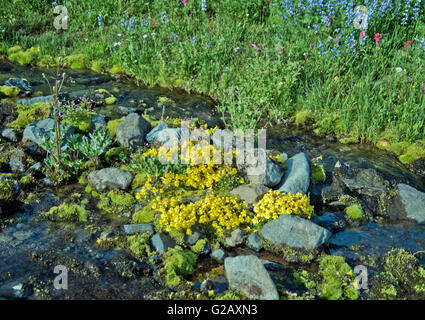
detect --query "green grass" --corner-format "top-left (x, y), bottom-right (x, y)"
top-left (0, 0), bottom-right (424, 155)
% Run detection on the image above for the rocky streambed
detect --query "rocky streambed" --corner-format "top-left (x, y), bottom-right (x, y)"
top-left (1, 59), bottom-right (425, 300)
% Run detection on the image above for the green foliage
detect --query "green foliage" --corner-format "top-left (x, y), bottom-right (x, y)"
top-left (7, 102), bottom-right (51, 129)
top-left (8, 48), bottom-right (34, 65)
top-left (106, 118), bottom-right (124, 139)
top-left (295, 110), bottom-right (312, 126)
top-left (0, 85), bottom-right (20, 97)
top-left (294, 255), bottom-right (359, 300)
top-left (98, 190), bottom-right (136, 215)
top-left (0, 178), bottom-right (15, 200)
top-left (311, 162), bottom-right (326, 184)
top-left (191, 239), bottom-right (208, 254)
top-left (19, 173), bottom-right (36, 188)
top-left (163, 246), bottom-right (197, 287)
top-left (41, 201), bottom-right (89, 222)
top-left (64, 54), bottom-right (88, 69)
top-left (132, 203), bottom-right (157, 224)
top-left (371, 249), bottom-right (425, 300)
top-left (127, 233), bottom-right (152, 257)
top-left (345, 204), bottom-right (364, 220)
top-left (104, 96), bottom-right (117, 104)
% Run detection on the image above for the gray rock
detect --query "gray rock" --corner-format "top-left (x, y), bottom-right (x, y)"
top-left (225, 228), bottom-right (246, 247)
top-left (230, 184), bottom-right (269, 204)
top-left (211, 249), bottom-right (226, 263)
top-left (150, 232), bottom-right (176, 254)
top-left (184, 226), bottom-right (205, 245)
top-left (153, 128), bottom-right (181, 150)
top-left (23, 118), bottom-right (74, 151)
top-left (245, 149), bottom-right (284, 187)
top-left (116, 113), bottom-right (151, 148)
top-left (260, 214), bottom-right (331, 250)
top-left (91, 114), bottom-right (107, 132)
top-left (1, 128), bottom-right (18, 142)
top-left (312, 211), bottom-right (347, 233)
top-left (88, 167), bottom-right (133, 192)
top-left (278, 152), bottom-right (310, 195)
top-left (8, 149), bottom-right (26, 173)
top-left (117, 106), bottom-right (138, 116)
top-left (27, 162), bottom-right (42, 174)
top-left (145, 121), bottom-right (169, 144)
top-left (388, 184), bottom-right (425, 223)
top-left (247, 232), bottom-right (263, 252)
top-left (123, 224), bottom-right (154, 235)
top-left (17, 95), bottom-right (54, 106)
top-left (5, 78), bottom-right (32, 95)
top-left (224, 255), bottom-right (279, 300)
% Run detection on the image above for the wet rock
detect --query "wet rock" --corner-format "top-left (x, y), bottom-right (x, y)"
top-left (150, 232), bottom-right (176, 254)
top-left (91, 114), bottom-right (106, 132)
top-left (27, 162), bottom-right (42, 174)
top-left (0, 281), bottom-right (24, 298)
top-left (312, 211), bottom-right (347, 233)
top-left (385, 184), bottom-right (425, 223)
top-left (199, 275), bottom-right (228, 295)
top-left (245, 148), bottom-right (284, 187)
top-left (1, 128), bottom-right (17, 142)
top-left (153, 128), bottom-right (181, 150)
top-left (260, 214), bottom-right (331, 250)
top-left (23, 189), bottom-right (58, 214)
top-left (116, 113), bottom-right (151, 148)
top-left (184, 226), bottom-right (204, 245)
top-left (8, 149), bottom-right (26, 173)
top-left (88, 167), bottom-right (133, 192)
top-left (247, 232), bottom-right (263, 252)
top-left (277, 152), bottom-right (310, 195)
top-left (5, 78), bottom-right (32, 95)
top-left (230, 184), bottom-right (269, 204)
top-left (117, 106), bottom-right (139, 116)
top-left (123, 224), bottom-right (154, 235)
top-left (23, 118), bottom-right (74, 151)
top-left (211, 249), bottom-right (226, 263)
top-left (224, 255), bottom-right (279, 300)
top-left (145, 121), bottom-right (169, 144)
top-left (17, 95), bottom-right (54, 106)
top-left (225, 228), bottom-right (246, 247)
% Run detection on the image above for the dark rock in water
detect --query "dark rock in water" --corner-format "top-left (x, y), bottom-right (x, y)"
top-left (23, 189), bottom-right (58, 214)
top-left (260, 214), bottom-right (331, 250)
top-left (406, 158), bottom-right (425, 178)
top-left (116, 113), bottom-right (151, 148)
top-left (116, 106), bottom-right (139, 116)
top-left (150, 232), bottom-right (176, 254)
top-left (384, 184), bottom-right (425, 223)
top-left (88, 167), bottom-right (133, 192)
top-left (277, 152), bottom-right (310, 195)
top-left (5, 78), bottom-right (32, 95)
top-left (312, 211), bottom-right (347, 233)
top-left (329, 222), bottom-right (425, 266)
top-left (199, 275), bottom-right (228, 295)
top-left (224, 255), bottom-right (279, 300)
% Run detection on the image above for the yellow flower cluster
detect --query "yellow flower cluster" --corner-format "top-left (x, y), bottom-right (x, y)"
top-left (152, 194), bottom-right (250, 237)
top-left (253, 190), bottom-right (314, 224)
top-left (269, 153), bottom-right (285, 164)
top-left (135, 174), bottom-right (164, 199)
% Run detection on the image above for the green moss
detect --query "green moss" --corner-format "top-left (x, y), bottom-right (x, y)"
top-left (0, 179), bottom-right (16, 200)
top-left (260, 235), bottom-right (316, 263)
top-left (8, 49), bottom-right (34, 65)
top-left (19, 174), bottom-right (36, 188)
top-left (106, 118), bottom-right (124, 139)
top-left (191, 239), bottom-right (208, 254)
top-left (7, 102), bottom-right (51, 129)
top-left (105, 96), bottom-right (117, 105)
top-left (91, 60), bottom-right (106, 73)
top-left (131, 173), bottom-right (148, 190)
top-left (163, 246), bottom-right (197, 287)
top-left (311, 163), bottom-right (326, 184)
top-left (215, 290), bottom-right (242, 300)
top-left (168, 228), bottom-right (186, 245)
top-left (338, 195), bottom-right (359, 206)
top-left (64, 113), bottom-right (92, 133)
top-left (371, 249), bottom-right (425, 299)
top-left (97, 190), bottom-right (136, 215)
top-left (64, 54), bottom-right (88, 69)
top-left (37, 55), bottom-right (57, 67)
top-left (104, 146), bottom-right (130, 163)
top-left (295, 110), bottom-right (312, 125)
top-left (157, 96), bottom-right (177, 108)
top-left (128, 233), bottom-right (152, 257)
top-left (7, 45), bottom-right (22, 55)
top-left (0, 86), bottom-right (20, 97)
top-left (344, 204), bottom-right (364, 220)
top-left (109, 64), bottom-right (121, 74)
top-left (339, 136), bottom-right (359, 144)
top-left (132, 203), bottom-right (158, 224)
top-left (294, 255), bottom-right (358, 300)
top-left (399, 142), bottom-right (425, 164)
top-left (41, 201), bottom-right (89, 222)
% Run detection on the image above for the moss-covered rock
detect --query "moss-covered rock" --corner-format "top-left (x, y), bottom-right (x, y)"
top-left (106, 118), bottom-right (124, 139)
top-left (127, 233), bottom-right (152, 257)
top-left (8, 48), bottom-right (34, 65)
top-left (0, 85), bottom-right (20, 97)
top-left (64, 54), bottom-right (88, 69)
top-left (345, 204), bottom-right (364, 220)
top-left (7, 102), bottom-right (51, 129)
top-left (97, 190), bottom-right (136, 215)
top-left (163, 246), bottom-right (197, 287)
top-left (311, 162), bottom-right (326, 184)
top-left (295, 110), bottom-right (312, 125)
top-left (41, 201), bottom-right (89, 222)
top-left (0, 178), bottom-right (16, 201)
top-left (105, 96), bottom-right (117, 105)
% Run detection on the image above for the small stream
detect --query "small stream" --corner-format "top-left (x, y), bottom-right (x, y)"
top-left (1, 60), bottom-right (425, 299)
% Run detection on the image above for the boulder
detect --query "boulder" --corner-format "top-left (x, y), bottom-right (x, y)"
top-left (5, 78), bottom-right (32, 95)
top-left (245, 148), bottom-right (284, 187)
top-left (150, 232), bottom-right (176, 254)
top-left (123, 224), bottom-right (154, 235)
top-left (247, 232), bottom-right (263, 252)
top-left (211, 249), bottom-right (226, 263)
top-left (145, 121), bottom-right (169, 144)
top-left (1, 128), bottom-right (18, 142)
top-left (91, 114), bottom-right (107, 132)
top-left (88, 167), bottom-right (133, 192)
top-left (224, 255), bottom-right (279, 300)
top-left (153, 128), bottom-right (181, 150)
top-left (277, 152), bottom-right (310, 195)
top-left (225, 228), bottom-right (246, 247)
top-left (230, 184), bottom-right (269, 204)
top-left (115, 113), bottom-right (151, 148)
top-left (385, 184), bottom-right (425, 223)
top-left (260, 214), bottom-right (331, 250)
top-left (312, 211), bottom-right (347, 233)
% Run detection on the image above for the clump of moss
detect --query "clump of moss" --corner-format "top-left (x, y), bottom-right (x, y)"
top-left (84, 184), bottom-right (99, 198)
top-left (128, 233), bottom-right (152, 258)
top-left (8, 48), bottom-right (34, 65)
top-left (0, 86), bottom-right (20, 97)
top-left (105, 96), bottom-right (117, 105)
top-left (261, 236), bottom-right (316, 263)
top-left (295, 110), bottom-right (312, 125)
top-left (97, 190), bottom-right (136, 215)
top-left (41, 201), bottom-right (89, 222)
top-left (399, 142), bottom-right (425, 164)
top-left (19, 174), bottom-right (36, 188)
top-left (91, 60), bottom-right (106, 73)
top-left (64, 54), bottom-right (88, 69)
top-left (0, 179), bottom-right (16, 200)
top-left (311, 162), bottom-right (326, 184)
top-left (7, 45), bottom-right (22, 56)
top-left (37, 55), bottom-right (57, 68)
top-left (191, 239), bottom-right (208, 254)
top-left (339, 136), bottom-right (359, 144)
top-left (109, 64), bottom-right (121, 74)
top-left (163, 246), bottom-right (197, 287)
top-left (8, 102), bottom-right (51, 129)
top-left (294, 255), bottom-right (358, 300)
top-left (132, 203), bottom-right (158, 224)
top-left (131, 173), bottom-right (147, 190)
top-left (157, 96), bottom-right (177, 108)
top-left (104, 146), bottom-right (130, 163)
top-left (345, 204), bottom-right (364, 220)
top-left (338, 195), bottom-right (359, 206)
top-left (106, 118), bottom-right (124, 139)
top-left (370, 249), bottom-right (425, 299)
